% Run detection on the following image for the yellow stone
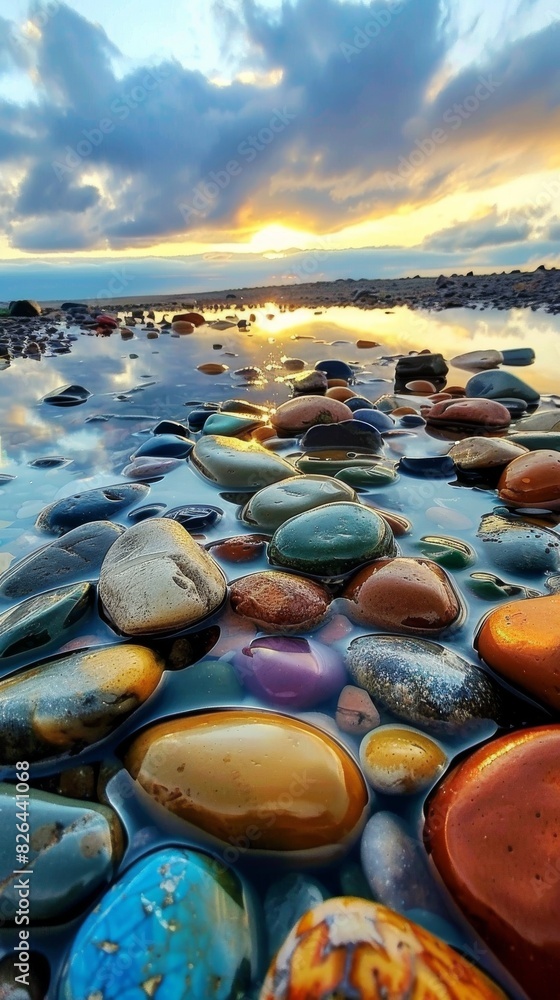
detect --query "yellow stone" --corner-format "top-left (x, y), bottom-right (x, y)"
top-left (359, 725), bottom-right (447, 795)
top-left (125, 709), bottom-right (368, 859)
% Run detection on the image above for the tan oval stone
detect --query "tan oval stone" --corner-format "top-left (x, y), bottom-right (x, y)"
top-left (272, 397), bottom-right (353, 435)
top-left (450, 436), bottom-right (529, 470)
top-left (125, 710), bottom-right (369, 859)
top-left (99, 519), bottom-right (227, 635)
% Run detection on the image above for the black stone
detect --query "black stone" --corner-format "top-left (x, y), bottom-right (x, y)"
top-left (164, 505), bottom-right (223, 532)
top-left (36, 484), bottom-right (149, 536)
top-left (301, 419), bottom-right (383, 454)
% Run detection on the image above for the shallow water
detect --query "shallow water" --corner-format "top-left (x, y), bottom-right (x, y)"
top-left (0, 302), bottom-right (558, 998)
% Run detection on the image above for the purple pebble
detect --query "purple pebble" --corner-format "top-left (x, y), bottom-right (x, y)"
top-left (232, 635), bottom-right (347, 709)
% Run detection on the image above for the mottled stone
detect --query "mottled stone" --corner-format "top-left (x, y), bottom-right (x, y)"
top-left (260, 897), bottom-right (507, 1000)
top-left (270, 502), bottom-right (395, 578)
top-left (230, 571), bottom-right (331, 631)
top-left (426, 726), bottom-right (560, 1000)
top-left (342, 557), bottom-right (463, 635)
top-left (477, 512), bottom-right (560, 574)
top-left (0, 582), bottom-right (94, 659)
top-left (208, 534), bottom-right (268, 563)
top-left (35, 483), bottom-right (149, 535)
top-left (99, 519), bottom-right (226, 636)
top-left (361, 811), bottom-right (448, 917)
top-left (271, 397), bottom-right (353, 435)
top-left (476, 594), bottom-right (560, 710)
top-left (0, 521), bottom-right (124, 600)
top-left (498, 449), bottom-right (560, 510)
top-left (335, 685), bottom-right (380, 735)
top-left (192, 435), bottom-right (297, 489)
top-left (449, 436), bottom-right (528, 471)
top-left (125, 710), bottom-right (368, 860)
top-left (347, 635), bottom-right (504, 734)
top-left (359, 725), bottom-right (447, 795)
top-left (58, 847), bottom-right (253, 1000)
top-left (0, 644), bottom-right (163, 763)
top-left (0, 783), bottom-right (124, 923)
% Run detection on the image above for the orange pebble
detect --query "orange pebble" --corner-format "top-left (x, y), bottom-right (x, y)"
top-left (405, 380), bottom-right (436, 394)
top-left (391, 406), bottom-right (417, 416)
top-left (251, 426), bottom-right (275, 442)
top-left (326, 386), bottom-right (356, 401)
top-left (429, 392), bottom-right (453, 402)
top-left (326, 378), bottom-right (349, 387)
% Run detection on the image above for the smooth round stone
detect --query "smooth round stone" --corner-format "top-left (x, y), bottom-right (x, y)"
top-left (314, 359), bottom-right (353, 381)
top-left (187, 407), bottom-right (216, 431)
top-left (125, 710), bottom-right (369, 860)
top-left (405, 379), bottom-right (436, 393)
top-left (359, 725), bottom-right (447, 795)
top-left (230, 571), bottom-right (331, 631)
top-left (99, 519), bottom-right (227, 636)
top-left (517, 410), bottom-right (560, 432)
top-left (352, 407), bottom-right (395, 430)
top-left (58, 847), bottom-right (253, 1000)
top-left (0, 645), bottom-right (163, 763)
top-left (122, 456), bottom-right (182, 478)
top-left (345, 397), bottom-right (374, 412)
top-left (0, 784), bottom-right (124, 923)
top-left (221, 399), bottom-right (269, 417)
top-left (0, 582), bottom-right (94, 659)
top-left (289, 370), bottom-right (328, 395)
top-left (494, 397), bottom-right (528, 418)
top-left (132, 434), bottom-right (193, 459)
top-left (164, 504), bottom-right (223, 531)
top-left (35, 483), bottom-right (149, 535)
top-left (242, 475), bottom-right (356, 533)
top-left (127, 502), bottom-right (167, 522)
top-left (498, 449), bottom-right (560, 510)
top-left (336, 685), bottom-right (380, 735)
top-left (259, 897), bottom-right (507, 1000)
top-left (476, 512), bottom-right (560, 574)
top-left (508, 431), bottom-right (560, 452)
top-left (342, 557), bottom-right (463, 635)
top-left (501, 347), bottom-right (536, 366)
top-left (41, 383), bottom-right (91, 406)
top-left (398, 455), bottom-right (455, 478)
top-left (174, 310), bottom-right (206, 326)
top-left (208, 534), bottom-right (268, 563)
top-left (361, 811), bottom-right (447, 917)
top-left (0, 521), bottom-right (124, 600)
top-left (197, 362), bottom-right (229, 374)
top-left (300, 419), bottom-right (383, 454)
top-left (271, 397), bottom-right (353, 435)
top-left (171, 319), bottom-right (194, 333)
top-left (334, 463), bottom-right (398, 488)
top-left (450, 348), bottom-right (503, 370)
top-left (268, 502), bottom-right (396, 578)
top-left (449, 436), bottom-right (528, 471)
top-left (425, 398), bottom-right (511, 430)
top-left (325, 385), bottom-right (354, 402)
top-left (179, 657), bottom-right (243, 707)
top-left (476, 594), bottom-right (560, 710)
top-left (347, 635), bottom-right (504, 734)
top-left (425, 726), bottom-right (560, 1000)
top-left (191, 435), bottom-right (298, 489)
top-left (466, 370), bottom-right (540, 406)
top-left (232, 635), bottom-right (347, 709)
top-left (396, 352), bottom-right (449, 379)
top-left (400, 413), bottom-right (426, 427)
top-left (201, 412), bottom-right (263, 437)
top-left (265, 874), bottom-right (328, 957)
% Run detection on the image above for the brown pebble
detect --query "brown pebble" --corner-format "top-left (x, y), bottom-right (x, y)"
top-left (230, 571), bottom-right (331, 631)
top-left (251, 426), bottom-right (275, 442)
top-left (336, 685), bottom-right (380, 735)
top-left (326, 386), bottom-right (356, 401)
top-left (429, 392), bottom-right (453, 402)
top-left (405, 380), bottom-right (436, 394)
top-left (197, 363), bottom-right (229, 374)
top-left (391, 406), bottom-right (417, 416)
top-left (208, 534), bottom-right (269, 563)
top-left (326, 378), bottom-right (349, 388)
top-left (356, 340), bottom-right (379, 348)
top-left (172, 320), bottom-right (194, 334)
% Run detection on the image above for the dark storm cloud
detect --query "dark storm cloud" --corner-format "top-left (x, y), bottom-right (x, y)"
top-left (0, 0), bottom-right (558, 252)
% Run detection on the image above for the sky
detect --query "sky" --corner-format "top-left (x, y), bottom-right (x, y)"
top-left (0, 0), bottom-right (559, 298)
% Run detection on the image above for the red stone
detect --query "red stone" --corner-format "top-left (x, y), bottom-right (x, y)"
top-left (426, 398), bottom-right (511, 430)
top-left (498, 449), bottom-right (560, 510)
top-left (425, 726), bottom-right (560, 1000)
top-left (208, 534), bottom-right (268, 563)
top-left (173, 311), bottom-right (206, 326)
top-left (96, 314), bottom-right (118, 328)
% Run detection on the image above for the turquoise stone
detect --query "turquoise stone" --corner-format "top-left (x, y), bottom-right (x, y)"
top-left (0, 783), bottom-right (124, 923)
top-left (415, 535), bottom-right (476, 569)
top-left (508, 431), bottom-right (560, 452)
top-left (201, 412), bottom-right (264, 437)
top-left (58, 847), bottom-right (254, 1000)
top-left (268, 501), bottom-right (396, 577)
top-left (183, 657), bottom-right (244, 706)
top-left (0, 583), bottom-right (94, 661)
top-left (465, 370), bottom-right (540, 406)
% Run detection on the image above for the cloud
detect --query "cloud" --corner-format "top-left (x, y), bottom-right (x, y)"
top-left (424, 207), bottom-right (531, 251)
top-left (0, 0), bottom-right (558, 255)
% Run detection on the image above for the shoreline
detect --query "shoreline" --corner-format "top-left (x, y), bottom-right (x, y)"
top-left (2, 266), bottom-right (560, 314)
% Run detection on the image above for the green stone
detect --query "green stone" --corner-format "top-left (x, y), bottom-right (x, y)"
top-left (183, 658), bottom-right (244, 706)
top-left (242, 475), bottom-right (356, 533)
top-left (0, 582), bottom-right (94, 660)
top-left (295, 453), bottom-right (384, 475)
top-left (201, 412), bottom-right (264, 437)
top-left (415, 535), bottom-right (476, 569)
top-left (0, 783), bottom-right (124, 923)
top-left (466, 572), bottom-right (541, 602)
top-left (335, 464), bottom-right (398, 488)
top-left (268, 501), bottom-right (396, 577)
top-left (191, 435), bottom-right (298, 489)
top-left (507, 431), bottom-right (560, 452)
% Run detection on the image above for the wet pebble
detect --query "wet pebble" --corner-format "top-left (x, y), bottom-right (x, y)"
top-left (359, 724), bottom-right (447, 795)
top-left (230, 570), bottom-right (331, 631)
top-left (271, 396), bottom-right (352, 435)
top-left (498, 449), bottom-right (560, 510)
top-left (0, 582), bottom-right (94, 660)
top-left (361, 811), bottom-right (448, 916)
top-left (191, 435), bottom-right (297, 489)
top-left (232, 635), bottom-right (347, 709)
top-left (208, 533), bottom-right (268, 562)
top-left (35, 483), bottom-right (149, 535)
top-left (476, 512), bottom-right (560, 574)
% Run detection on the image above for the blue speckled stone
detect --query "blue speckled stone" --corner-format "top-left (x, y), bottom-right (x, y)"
top-left (352, 408), bottom-right (395, 431)
top-left (314, 359), bottom-right (353, 381)
top-left (58, 847), bottom-right (254, 1000)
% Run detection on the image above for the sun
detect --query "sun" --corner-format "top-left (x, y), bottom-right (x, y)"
top-left (249, 224), bottom-right (317, 253)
